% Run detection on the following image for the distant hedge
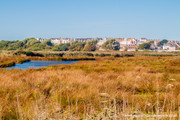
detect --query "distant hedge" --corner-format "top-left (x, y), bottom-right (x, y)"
top-left (13, 51), bottom-right (44, 57)
top-left (13, 51), bottom-right (135, 58)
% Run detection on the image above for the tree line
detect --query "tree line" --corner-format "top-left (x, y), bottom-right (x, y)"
top-left (0, 38), bottom-right (170, 51)
top-left (0, 38), bottom-right (97, 51)
top-left (0, 38), bottom-right (120, 51)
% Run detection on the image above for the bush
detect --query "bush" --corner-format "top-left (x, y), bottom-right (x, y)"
top-left (84, 45), bottom-right (96, 51)
top-left (52, 43), bottom-right (70, 51)
top-left (123, 54), bottom-right (134, 57)
top-left (79, 53), bottom-right (94, 57)
top-left (44, 53), bottom-right (64, 57)
top-left (13, 51), bottom-right (44, 57)
top-left (112, 54), bottom-right (122, 57)
top-left (99, 53), bottom-right (105, 57)
top-left (94, 53), bottom-right (99, 56)
top-left (138, 42), bottom-right (151, 50)
top-left (102, 39), bottom-right (120, 50)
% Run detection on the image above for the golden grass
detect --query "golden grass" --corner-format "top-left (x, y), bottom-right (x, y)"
top-left (0, 55), bottom-right (180, 119)
top-left (0, 53), bottom-right (30, 68)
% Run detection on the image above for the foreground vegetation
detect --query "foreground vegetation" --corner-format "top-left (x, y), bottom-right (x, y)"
top-left (0, 52), bottom-right (180, 119)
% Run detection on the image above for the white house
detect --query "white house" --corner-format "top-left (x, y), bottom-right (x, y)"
top-left (61, 38), bottom-right (74, 44)
top-left (36, 38), bottom-right (48, 42)
top-left (163, 43), bottom-right (177, 50)
top-left (96, 38), bottom-right (107, 47)
top-left (51, 38), bottom-right (73, 44)
top-left (75, 38), bottom-right (102, 42)
top-left (137, 38), bottom-right (148, 45)
top-left (119, 38), bottom-right (138, 46)
top-left (51, 38), bottom-right (61, 44)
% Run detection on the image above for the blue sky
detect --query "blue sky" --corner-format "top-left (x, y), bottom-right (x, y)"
top-left (0, 0), bottom-right (180, 40)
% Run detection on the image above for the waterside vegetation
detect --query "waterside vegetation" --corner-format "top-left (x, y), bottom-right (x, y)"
top-left (0, 52), bottom-right (180, 119)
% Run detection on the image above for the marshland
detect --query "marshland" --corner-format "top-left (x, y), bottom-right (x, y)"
top-left (1, 0), bottom-right (180, 119)
top-left (0, 51), bottom-right (180, 119)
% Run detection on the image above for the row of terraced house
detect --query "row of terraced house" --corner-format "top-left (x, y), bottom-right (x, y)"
top-left (36, 37), bottom-right (180, 51)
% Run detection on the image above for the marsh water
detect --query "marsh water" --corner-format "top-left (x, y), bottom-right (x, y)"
top-left (7, 60), bottom-right (78, 70)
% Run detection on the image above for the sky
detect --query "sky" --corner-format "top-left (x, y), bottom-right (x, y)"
top-left (0, 0), bottom-right (180, 41)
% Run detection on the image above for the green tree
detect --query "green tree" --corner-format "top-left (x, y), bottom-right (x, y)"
top-left (102, 39), bottom-right (120, 50)
top-left (138, 42), bottom-right (151, 50)
top-left (0, 40), bottom-right (24, 50)
top-left (52, 45), bottom-right (59, 51)
top-left (22, 38), bottom-right (53, 51)
top-left (84, 45), bottom-right (96, 51)
top-left (68, 41), bottom-right (85, 51)
top-left (7, 41), bottom-right (24, 50)
top-left (87, 40), bottom-right (98, 46)
top-left (0, 41), bottom-right (14, 50)
top-left (22, 38), bottom-right (40, 45)
top-left (157, 39), bottom-right (168, 46)
top-left (52, 43), bottom-right (70, 51)
top-left (0, 38), bottom-right (55, 51)
top-left (42, 40), bottom-right (53, 46)
top-left (83, 40), bottom-right (98, 51)
top-left (60, 43), bottom-right (70, 51)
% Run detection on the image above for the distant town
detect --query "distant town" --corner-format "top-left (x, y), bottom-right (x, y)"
top-left (36, 37), bottom-right (180, 51)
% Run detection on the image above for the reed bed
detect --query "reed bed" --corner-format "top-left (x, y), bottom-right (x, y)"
top-left (0, 54), bottom-right (30, 68)
top-left (0, 55), bottom-right (180, 119)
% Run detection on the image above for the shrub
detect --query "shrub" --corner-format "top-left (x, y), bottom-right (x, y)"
top-left (80, 53), bottom-right (94, 57)
top-left (84, 45), bottom-right (96, 51)
top-left (94, 53), bottom-right (99, 56)
top-left (13, 51), bottom-right (44, 57)
top-left (99, 53), bottom-right (105, 57)
top-left (44, 53), bottom-right (64, 57)
top-left (123, 54), bottom-right (134, 57)
top-left (112, 54), bottom-right (122, 57)
top-left (102, 39), bottom-right (120, 50)
top-left (138, 41), bottom-right (151, 50)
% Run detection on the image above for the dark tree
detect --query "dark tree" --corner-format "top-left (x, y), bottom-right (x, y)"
top-left (102, 39), bottom-right (120, 50)
top-left (157, 39), bottom-right (168, 46)
top-left (138, 42), bottom-right (151, 50)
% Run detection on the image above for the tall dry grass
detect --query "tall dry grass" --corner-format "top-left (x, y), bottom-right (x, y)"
top-left (0, 53), bottom-right (30, 68)
top-left (0, 56), bottom-right (180, 119)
